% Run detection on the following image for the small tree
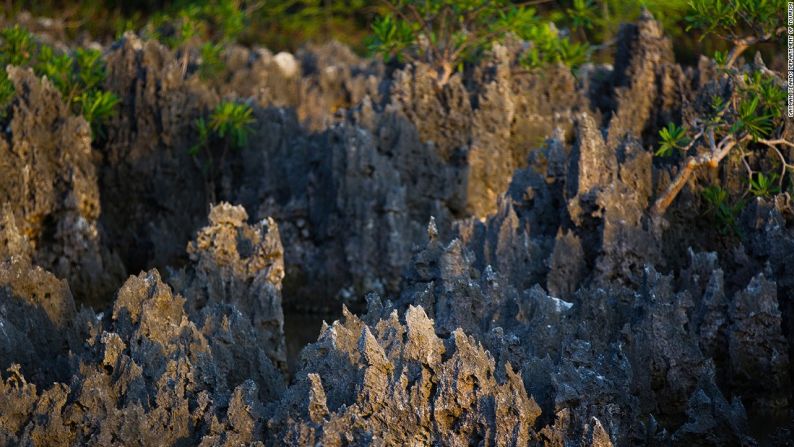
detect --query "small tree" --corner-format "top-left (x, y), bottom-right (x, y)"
top-left (687, 0), bottom-right (785, 67)
top-left (650, 0), bottom-right (790, 217)
top-left (0, 26), bottom-right (118, 136)
top-left (190, 100), bottom-right (254, 202)
top-left (651, 70), bottom-right (790, 216)
top-left (367, 0), bottom-right (589, 87)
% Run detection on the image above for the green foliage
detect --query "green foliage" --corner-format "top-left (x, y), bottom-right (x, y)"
top-left (712, 50), bottom-right (727, 66)
top-left (702, 185), bottom-right (743, 235)
top-left (6, 0), bottom-right (377, 54)
top-left (368, 15), bottom-right (415, 63)
top-left (654, 70), bottom-right (784, 161)
top-left (144, 0), bottom-right (247, 47)
top-left (702, 184), bottom-right (729, 207)
top-left (0, 25), bottom-right (118, 137)
top-left (209, 100), bottom-right (254, 149)
top-left (368, 0), bottom-right (590, 83)
top-left (652, 63), bottom-right (790, 220)
top-left (35, 45), bottom-right (74, 93)
top-left (190, 100), bottom-right (254, 160)
top-left (736, 83), bottom-right (783, 144)
top-left (686, 0), bottom-right (783, 41)
top-left (138, 0), bottom-right (254, 80)
top-left (685, 0), bottom-right (784, 66)
top-left (708, 94), bottom-right (727, 119)
top-left (555, 37), bottom-right (590, 68)
top-left (77, 90), bottom-right (120, 138)
top-left (559, 0), bottom-right (694, 63)
top-left (147, 6), bottom-right (203, 48)
top-left (0, 26), bottom-right (33, 114)
top-left (190, 117), bottom-right (210, 157)
top-left (0, 25), bottom-right (35, 67)
top-left (74, 49), bottom-right (108, 92)
top-left (518, 22), bottom-right (590, 69)
top-left (656, 122), bottom-right (690, 157)
top-left (7, 0), bottom-right (786, 68)
top-left (733, 96), bottom-right (774, 140)
top-left (748, 172), bottom-right (780, 197)
top-left (742, 71), bottom-right (786, 115)
top-left (0, 71), bottom-right (14, 115)
top-left (199, 42), bottom-right (225, 80)
top-left (210, 0), bottom-right (246, 40)
top-left (565, 0), bottom-right (595, 30)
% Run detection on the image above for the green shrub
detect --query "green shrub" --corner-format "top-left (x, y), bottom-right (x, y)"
top-left (189, 100), bottom-right (254, 201)
top-left (74, 48), bottom-right (108, 92)
top-left (0, 25), bottom-right (119, 137)
top-left (748, 172), bottom-right (780, 197)
top-left (652, 66), bottom-right (789, 216)
top-left (518, 21), bottom-right (590, 69)
top-left (687, 0), bottom-right (785, 67)
top-left (199, 42), bottom-right (225, 80)
top-left (234, 0), bottom-right (378, 52)
top-left (367, 0), bottom-right (589, 86)
top-left (701, 185), bottom-right (743, 235)
top-left (144, 0), bottom-right (246, 47)
top-left (560, 0), bottom-right (693, 62)
top-left (655, 122), bottom-right (690, 157)
top-left (190, 100), bottom-right (254, 157)
top-left (35, 45), bottom-right (74, 94)
top-left (77, 90), bottom-right (120, 138)
top-left (0, 25), bottom-right (34, 116)
top-left (136, 0), bottom-right (251, 80)
top-left (0, 71), bottom-right (14, 116)
top-left (0, 25), bottom-right (35, 67)
top-left (650, 1), bottom-right (789, 217)
top-left (209, 100), bottom-right (254, 149)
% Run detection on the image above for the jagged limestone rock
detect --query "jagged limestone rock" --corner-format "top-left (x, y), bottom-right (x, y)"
top-left (169, 202), bottom-right (287, 371)
top-left (0, 67), bottom-right (124, 305)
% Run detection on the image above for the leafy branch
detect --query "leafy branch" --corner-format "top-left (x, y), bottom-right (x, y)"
top-left (367, 0), bottom-right (589, 87)
top-left (0, 25), bottom-right (118, 137)
top-left (686, 0), bottom-right (785, 67)
top-left (701, 185), bottom-right (744, 235)
top-left (190, 100), bottom-right (255, 202)
top-left (651, 68), bottom-right (790, 217)
top-left (651, 1), bottom-right (788, 218)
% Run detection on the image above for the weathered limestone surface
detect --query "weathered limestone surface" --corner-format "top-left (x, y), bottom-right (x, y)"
top-left (0, 13), bottom-right (792, 446)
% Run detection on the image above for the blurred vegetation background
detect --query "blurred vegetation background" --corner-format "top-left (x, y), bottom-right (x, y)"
top-left (0, 0), bottom-right (785, 68)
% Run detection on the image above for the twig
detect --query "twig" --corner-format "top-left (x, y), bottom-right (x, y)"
top-left (758, 138), bottom-right (794, 190)
top-left (590, 38), bottom-right (618, 52)
top-left (651, 134), bottom-right (751, 217)
top-left (380, 1), bottom-right (432, 63)
top-left (405, 3), bottom-right (439, 63)
top-left (738, 147), bottom-right (754, 178)
top-left (726, 26), bottom-right (786, 67)
top-left (758, 138), bottom-right (794, 149)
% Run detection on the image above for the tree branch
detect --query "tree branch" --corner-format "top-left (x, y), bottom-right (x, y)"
top-left (651, 134), bottom-right (751, 217)
top-left (726, 26), bottom-right (786, 67)
top-left (758, 138), bottom-right (794, 190)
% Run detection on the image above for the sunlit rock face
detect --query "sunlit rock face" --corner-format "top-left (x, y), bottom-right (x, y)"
top-left (0, 12), bottom-right (792, 446)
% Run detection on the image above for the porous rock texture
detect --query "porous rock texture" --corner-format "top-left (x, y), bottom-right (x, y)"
top-left (168, 202), bottom-right (287, 372)
top-left (93, 28), bottom-right (583, 310)
top-left (385, 219), bottom-right (787, 445)
top-left (0, 11), bottom-right (793, 445)
top-left (0, 205), bottom-right (285, 446)
top-left (0, 67), bottom-right (124, 305)
top-left (267, 305), bottom-right (544, 446)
